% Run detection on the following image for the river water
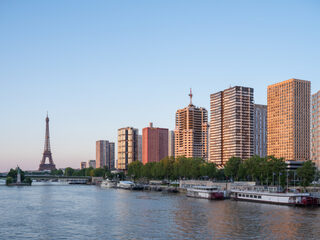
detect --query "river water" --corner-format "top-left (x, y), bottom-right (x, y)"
top-left (0, 183), bottom-right (319, 240)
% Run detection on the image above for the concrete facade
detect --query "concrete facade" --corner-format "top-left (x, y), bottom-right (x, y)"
top-left (142, 123), bottom-right (168, 164)
top-left (168, 130), bottom-right (175, 157)
top-left (117, 127), bottom-right (139, 170)
top-left (80, 162), bottom-right (87, 169)
top-left (209, 86), bottom-right (254, 166)
top-left (312, 90), bottom-right (320, 169)
top-left (254, 104), bottom-right (267, 157)
top-left (88, 160), bottom-right (96, 169)
top-left (174, 90), bottom-right (208, 160)
top-left (267, 79), bottom-right (310, 161)
top-left (96, 140), bottom-right (115, 169)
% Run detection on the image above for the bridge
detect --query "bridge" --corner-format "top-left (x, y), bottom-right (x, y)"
top-left (0, 173), bottom-right (91, 184)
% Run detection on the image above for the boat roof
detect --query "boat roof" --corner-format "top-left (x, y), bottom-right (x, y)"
top-left (231, 189), bottom-right (310, 197)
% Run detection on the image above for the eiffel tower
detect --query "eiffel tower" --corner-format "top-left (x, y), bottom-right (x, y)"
top-left (39, 113), bottom-right (56, 171)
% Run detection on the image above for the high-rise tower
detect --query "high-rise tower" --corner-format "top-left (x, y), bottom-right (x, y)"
top-left (209, 86), bottom-right (254, 166)
top-left (267, 79), bottom-right (310, 161)
top-left (39, 114), bottom-right (56, 171)
top-left (174, 89), bottom-right (208, 160)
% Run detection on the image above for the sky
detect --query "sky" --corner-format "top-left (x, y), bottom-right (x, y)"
top-left (0, 0), bottom-right (319, 171)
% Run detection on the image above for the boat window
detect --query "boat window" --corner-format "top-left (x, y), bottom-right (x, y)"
top-left (250, 195), bottom-right (253, 198)
top-left (254, 195), bottom-right (257, 198)
top-left (258, 196), bottom-right (261, 199)
top-left (246, 195), bottom-right (249, 197)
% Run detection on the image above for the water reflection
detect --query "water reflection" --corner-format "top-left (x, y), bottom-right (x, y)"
top-left (0, 186), bottom-right (320, 239)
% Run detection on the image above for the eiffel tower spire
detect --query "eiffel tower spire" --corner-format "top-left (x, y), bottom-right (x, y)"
top-left (39, 113), bottom-right (56, 171)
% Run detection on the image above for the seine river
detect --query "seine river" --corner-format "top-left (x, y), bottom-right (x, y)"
top-left (1, 182), bottom-right (320, 240)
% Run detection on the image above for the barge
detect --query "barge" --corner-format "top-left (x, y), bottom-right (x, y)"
top-left (187, 186), bottom-right (224, 200)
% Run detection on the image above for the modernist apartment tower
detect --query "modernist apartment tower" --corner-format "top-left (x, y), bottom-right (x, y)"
top-left (175, 90), bottom-right (208, 160)
top-left (142, 123), bottom-right (168, 164)
top-left (312, 91), bottom-right (320, 169)
top-left (209, 86), bottom-right (254, 166)
top-left (267, 79), bottom-right (310, 161)
top-left (117, 127), bottom-right (139, 170)
top-left (254, 104), bottom-right (267, 157)
top-left (168, 130), bottom-right (175, 157)
top-left (96, 140), bottom-right (115, 169)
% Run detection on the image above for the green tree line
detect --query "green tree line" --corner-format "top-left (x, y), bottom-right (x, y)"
top-left (127, 155), bottom-right (317, 187)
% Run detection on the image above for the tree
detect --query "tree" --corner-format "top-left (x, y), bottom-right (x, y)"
top-left (297, 160), bottom-right (316, 187)
top-left (51, 169), bottom-right (63, 175)
top-left (128, 161), bottom-right (143, 179)
top-left (64, 167), bottom-right (75, 176)
top-left (24, 177), bottom-right (32, 185)
top-left (92, 168), bottom-right (105, 177)
top-left (6, 176), bottom-right (13, 185)
top-left (224, 157), bottom-right (242, 181)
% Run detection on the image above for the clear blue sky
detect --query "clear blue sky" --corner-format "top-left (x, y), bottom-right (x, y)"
top-left (0, 0), bottom-right (319, 171)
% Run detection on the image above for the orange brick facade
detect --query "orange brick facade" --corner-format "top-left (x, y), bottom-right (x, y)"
top-left (142, 123), bottom-right (168, 164)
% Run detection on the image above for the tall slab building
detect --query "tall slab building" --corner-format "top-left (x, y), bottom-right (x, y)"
top-left (209, 86), bottom-right (254, 166)
top-left (96, 140), bottom-right (115, 169)
top-left (142, 123), bottom-right (168, 164)
top-left (117, 127), bottom-right (139, 170)
top-left (168, 130), bottom-right (175, 157)
top-left (312, 90), bottom-right (320, 169)
top-left (254, 104), bottom-right (267, 157)
top-left (174, 90), bottom-right (208, 160)
top-left (267, 79), bottom-right (310, 161)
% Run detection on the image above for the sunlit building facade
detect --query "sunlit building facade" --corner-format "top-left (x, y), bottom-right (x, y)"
top-left (142, 123), bottom-right (168, 164)
top-left (267, 79), bottom-right (310, 161)
top-left (117, 127), bottom-right (139, 170)
top-left (312, 90), bottom-right (320, 169)
top-left (174, 90), bottom-right (208, 160)
top-left (209, 86), bottom-right (254, 166)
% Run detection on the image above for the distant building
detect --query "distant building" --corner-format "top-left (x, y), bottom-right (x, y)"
top-left (88, 160), bottom-right (96, 169)
top-left (109, 142), bottom-right (115, 169)
top-left (96, 140), bottom-right (115, 170)
top-left (175, 90), bottom-right (208, 160)
top-left (138, 135), bottom-right (142, 162)
top-left (254, 104), bottom-right (267, 157)
top-left (80, 162), bottom-right (87, 169)
top-left (267, 79), bottom-right (310, 161)
top-left (168, 130), bottom-right (175, 157)
top-left (209, 86), bottom-right (254, 166)
top-left (117, 127), bottom-right (139, 170)
top-left (142, 123), bottom-right (168, 164)
top-left (312, 90), bottom-right (320, 169)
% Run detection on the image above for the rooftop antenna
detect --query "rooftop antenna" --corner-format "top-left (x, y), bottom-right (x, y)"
top-left (189, 88), bottom-right (193, 105)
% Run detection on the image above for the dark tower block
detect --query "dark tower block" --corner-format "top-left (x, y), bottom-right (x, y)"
top-left (39, 114), bottom-right (56, 171)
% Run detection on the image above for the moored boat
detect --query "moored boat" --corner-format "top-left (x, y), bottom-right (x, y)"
top-left (117, 181), bottom-right (135, 189)
top-left (230, 186), bottom-right (318, 206)
top-left (187, 186), bottom-right (224, 200)
top-left (100, 179), bottom-right (117, 188)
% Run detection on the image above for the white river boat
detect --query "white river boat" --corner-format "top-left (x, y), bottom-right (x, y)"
top-left (230, 186), bottom-right (318, 206)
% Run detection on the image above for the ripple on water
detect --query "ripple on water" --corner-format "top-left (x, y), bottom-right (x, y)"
top-left (1, 185), bottom-right (320, 240)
